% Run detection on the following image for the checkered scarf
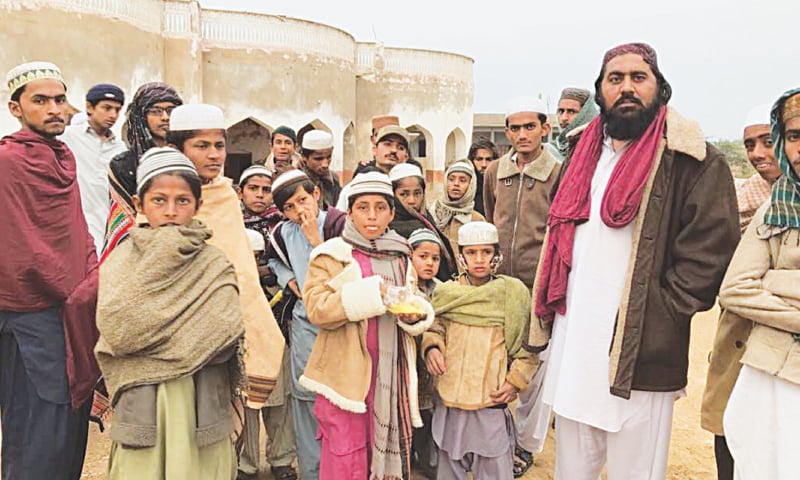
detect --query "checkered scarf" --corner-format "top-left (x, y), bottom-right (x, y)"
top-left (123, 82), bottom-right (183, 159)
top-left (763, 88), bottom-right (800, 229)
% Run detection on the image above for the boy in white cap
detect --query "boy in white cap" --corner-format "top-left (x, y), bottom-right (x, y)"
top-left (483, 97), bottom-right (561, 475)
top-left (734, 104), bottom-right (781, 233)
top-left (423, 221), bottom-right (537, 480)
top-left (700, 103), bottom-right (781, 480)
top-left (167, 104), bottom-right (291, 480)
top-left (300, 129), bottom-right (341, 210)
top-left (238, 165), bottom-right (282, 296)
top-left (1, 61), bottom-right (98, 479)
top-left (301, 171), bottom-right (434, 479)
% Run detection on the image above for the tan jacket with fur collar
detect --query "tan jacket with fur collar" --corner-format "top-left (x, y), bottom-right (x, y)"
top-left (299, 237), bottom-right (434, 426)
top-left (719, 203), bottom-right (800, 388)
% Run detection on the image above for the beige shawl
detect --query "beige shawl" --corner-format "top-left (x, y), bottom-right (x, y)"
top-left (95, 221), bottom-right (245, 403)
top-left (197, 175), bottom-right (286, 408)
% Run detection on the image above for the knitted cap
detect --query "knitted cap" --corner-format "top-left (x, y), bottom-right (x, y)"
top-left (458, 221), bottom-right (499, 246)
top-left (86, 83), bottom-right (124, 104)
top-left (409, 228), bottom-right (444, 249)
top-left (239, 164), bottom-right (272, 187)
top-left (302, 130), bottom-right (333, 150)
top-left (136, 147), bottom-right (198, 196)
top-left (272, 125), bottom-right (297, 143)
top-left (505, 96), bottom-right (548, 119)
top-left (271, 169), bottom-right (309, 196)
top-left (347, 171), bottom-right (394, 201)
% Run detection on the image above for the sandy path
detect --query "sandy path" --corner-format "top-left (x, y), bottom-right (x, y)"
top-left (81, 306), bottom-right (721, 479)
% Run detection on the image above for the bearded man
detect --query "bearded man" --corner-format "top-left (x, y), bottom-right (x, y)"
top-left (529, 43), bottom-right (739, 479)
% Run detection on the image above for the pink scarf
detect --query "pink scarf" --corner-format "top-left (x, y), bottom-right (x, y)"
top-left (535, 106), bottom-right (667, 323)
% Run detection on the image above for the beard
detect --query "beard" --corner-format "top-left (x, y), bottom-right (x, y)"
top-left (600, 92), bottom-right (661, 141)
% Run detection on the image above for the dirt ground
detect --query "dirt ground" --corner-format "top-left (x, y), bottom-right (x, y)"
top-left (81, 305), bottom-right (721, 479)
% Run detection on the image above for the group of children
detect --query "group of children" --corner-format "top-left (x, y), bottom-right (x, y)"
top-left (95, 102), bottom-right (535, 480)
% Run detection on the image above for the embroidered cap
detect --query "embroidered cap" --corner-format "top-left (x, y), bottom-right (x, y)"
top-left (136, 147), bottom-right (199, 196)
top-left (302, 130), bottom-right (333, 150)
top-left (169, 104), bottom-right (225, 132)
top-left (239, 165), bottom-right (272, 187)
top-left (458, 221), bottom-right (499, 246)
top-left (6, 61), bottom-right (65, 97)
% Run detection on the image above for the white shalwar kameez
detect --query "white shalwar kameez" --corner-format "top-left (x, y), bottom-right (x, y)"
top-left (724, 365), bottom-right (800, 480)
top-left (542, 136), bottom-right (678, 480)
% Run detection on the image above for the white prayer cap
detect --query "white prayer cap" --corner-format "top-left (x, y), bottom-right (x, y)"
top-left (458, 221), bottom-right (499, 246)
top-left (6, 61), bottom-right (65, 96)
top-left (136, 147), bottom-right (198, 196)
top-left (409, 228), bottom-right (444, 249)
top-left (245, 229), bottom-right (265, 252)
top-left (169, 104), bottom-right (225, 132)
top-left (347, 171), bottom-right (394, 202)
top-left (389, 163), bottom-right (424, 183)
top-left (302, 130), bottom-right (333, 150)
top-left (271, 169), bottom-right (309, 196)
top-left (505, 96), bottom-right (548, 119)
top-left (743, 104), bottom-right (772, 132)
top-left (239, 164), bottom-right (272, 187)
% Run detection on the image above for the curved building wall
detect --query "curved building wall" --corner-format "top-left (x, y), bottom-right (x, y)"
top-left (0, 0), bottom-right (166, 135)
top-left (0, 0), bottom-right (474, 193)
top-left (355, 43), bottom-right (473, 194)
top-left (199, 9), bottom-right (356, 172)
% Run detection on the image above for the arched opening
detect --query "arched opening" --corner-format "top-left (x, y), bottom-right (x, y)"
top-left (297, 119), bottom-right (332, 150)
top-left (342, 122), bottom-right (357, 183)
top-left (445, 127), bottom-right (467, 169)
top-left (405, 124), bottom-right (433, 168)
top-left (226, 117), bottom-right (273, 182)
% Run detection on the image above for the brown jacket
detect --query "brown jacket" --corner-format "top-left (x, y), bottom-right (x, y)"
top-left (299, 238), bottom-right (434, 423)
top-left (718, 203), bottom-right (800, 387)
top-left (483, 147), bottom-right (561, 288)
top-left (529, 108), bottom-right (740, 399)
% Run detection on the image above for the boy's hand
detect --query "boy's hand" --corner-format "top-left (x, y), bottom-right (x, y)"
top-left (287, 278), bottom-right (302, 299)
top-left (489, 381), bottom-right (518, 404)
top-left (299, 212), bottom-right (322, 247)
top-left (396, 313), bottom-right (424, 324)
top-left (425, 348), bottom-right (447, 376)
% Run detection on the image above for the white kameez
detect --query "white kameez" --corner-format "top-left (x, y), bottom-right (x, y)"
top-left (724, 365), bottom-right (800, 480)
top-left (542, 136), bottom-right (678, 478)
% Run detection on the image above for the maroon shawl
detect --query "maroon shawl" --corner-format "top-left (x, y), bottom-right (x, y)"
top-left (535, 106), bottom-right (667, 323)
top-left (0, 130), bottom-right (100, 408)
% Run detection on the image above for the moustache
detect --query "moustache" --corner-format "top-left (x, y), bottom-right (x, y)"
top-left (45, 117), bottom-right (64, 124)
top-left (613, 94), bottom-right (643, 109)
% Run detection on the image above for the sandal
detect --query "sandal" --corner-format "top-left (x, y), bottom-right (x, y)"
top-left (270, 465), bottom-right (298, 480)
top-left (513, 445), bottom-right (534, 478)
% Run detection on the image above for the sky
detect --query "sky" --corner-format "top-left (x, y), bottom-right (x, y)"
top-left (200, 0), bottom-right (796, 140)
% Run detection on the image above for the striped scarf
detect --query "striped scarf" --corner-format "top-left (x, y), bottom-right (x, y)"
top-left (763, 87), bottom-right (800, 229)
top-left (343, 221), bottom-right (413, 479)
